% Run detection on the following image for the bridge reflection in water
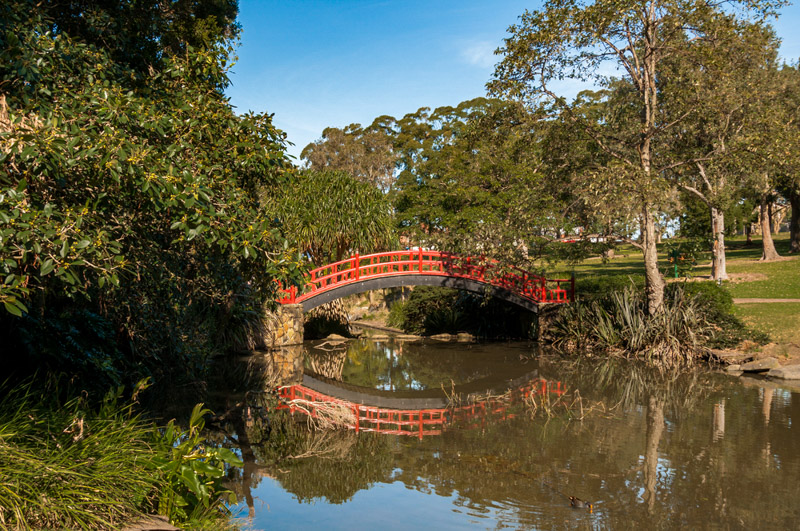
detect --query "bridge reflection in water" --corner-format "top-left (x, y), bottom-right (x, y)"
top-left (277, 375), bottom-right (566, 439)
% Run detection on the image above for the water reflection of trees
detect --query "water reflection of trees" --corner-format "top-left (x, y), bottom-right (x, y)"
top-left (212, 348), bottom-right (800, 528)
top-left (312, 339), bottom-right (532, 391)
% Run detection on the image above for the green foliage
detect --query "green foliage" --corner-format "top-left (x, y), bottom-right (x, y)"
top-left (0, 380), bottom-right (244, 530)
top-left (550, 283), bottom-right (766, 363)
top-left (677, 281), bottom-right (734, 314)
top-left (662, 239), bottom-right (707, 278)
top-left (153, 403), bottom-right (243, 524)
top-left (7, 307), bottom-right (124, 390)
top-left (671, 281), bottom-right (768, 347)
top-left (391, 286), bottom-right (534, 338)
top-left (0, 380), bottom-right (156, 530)
top-left (0, 5), bottom-right (305, 385)
top-left (263, 169), bottom-right (396, 264)
top-left (393, 287), bottom-right (459, 335)
top-left (301, 122), bottom-right (396, 190)
top-left (575, 275), bottom-right (646, 302)
top-left (549, 286), bottom-right (714, 367)
top-left (391, 98), bottom-right (559, 264)
top-left (387, 299), bottom-right (406, 329)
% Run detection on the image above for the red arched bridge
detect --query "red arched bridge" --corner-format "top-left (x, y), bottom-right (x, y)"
top-left (278, 249), bottom-right (573, 313)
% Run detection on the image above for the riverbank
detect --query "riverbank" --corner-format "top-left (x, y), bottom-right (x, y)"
top-left (550, 233), bottom-right (800, 362)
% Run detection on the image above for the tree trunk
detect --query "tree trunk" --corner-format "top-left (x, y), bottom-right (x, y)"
top-left (745, 223), bottom-right (753, 245)
top-left (710, 206), bottom-right (728, 281)
top-left (642, 205), bottom-right (665, 314)
top-left (760, 198), bottom-right (780, 261)
top-left (789, 186), bottom-right (800, 254)
top-left (643, 396), bottom-right (665, 513)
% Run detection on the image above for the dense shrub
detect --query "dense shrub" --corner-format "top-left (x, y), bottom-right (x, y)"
top-left (576, 274), bottom-right (646, 301)
top-left (390, 286), bottom-right (535, 338)
top-left (669, 281), bottom-right (767, 348)
top-left (549, 285), bottom-right (713, 368)
top-left (549, 283), bottom-right (767, 366)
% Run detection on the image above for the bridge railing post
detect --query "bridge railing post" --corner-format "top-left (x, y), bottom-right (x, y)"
top-left (353, 253), bottom-right (360, 281)
top-left (418, 247), bottom-right (423, 272)
top-left (570, 273), bottom-right (575, 302)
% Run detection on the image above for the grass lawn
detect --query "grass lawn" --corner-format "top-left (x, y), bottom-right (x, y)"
top-left (547, 232), bottom-right (800, 345)
top-left (732, 303), bottom-right (800, 344)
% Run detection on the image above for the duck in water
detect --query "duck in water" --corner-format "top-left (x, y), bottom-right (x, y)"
top-left (543, 482), bottom-right (593, 513)
top-left (569, 496), bottom-right (593, 512)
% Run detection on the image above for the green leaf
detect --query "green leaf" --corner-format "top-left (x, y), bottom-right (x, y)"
top-left (4, 302), bottom-right (20, 317)
top-left (40, 259), bottom-right (54, 276)
top-left (180, 465), bottom-right (203, 495)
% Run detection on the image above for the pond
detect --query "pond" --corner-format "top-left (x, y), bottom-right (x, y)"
top-left (206, 335), bottom-right (800, 529)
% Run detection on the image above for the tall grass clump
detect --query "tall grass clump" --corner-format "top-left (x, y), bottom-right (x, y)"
top-left (0, 382), bottom-right (156, 529)
top-left (548, 285), bottom-right (714, 368)
top-left (0, 381), bottom-right (242, 530)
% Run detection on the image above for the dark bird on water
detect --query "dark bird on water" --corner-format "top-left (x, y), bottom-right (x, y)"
top-left (569, 496), bottom-right (593, 512)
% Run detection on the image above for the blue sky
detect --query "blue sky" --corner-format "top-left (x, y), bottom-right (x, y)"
top-left (226, 1), bottom-right (800, 161)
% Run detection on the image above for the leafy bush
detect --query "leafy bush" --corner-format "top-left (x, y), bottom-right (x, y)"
top-left (576, 274), bottom-right (645, 301)
top-left (390, 286), bottom-right (534, 338)
top-left (549, 283), bottom-right (767, 364)
top-left (386, 300), bottom-right (406, 329)
top-left (668, 281), bottom-right (767, 347)
top-left (394, 287), bottom-right (460, 335)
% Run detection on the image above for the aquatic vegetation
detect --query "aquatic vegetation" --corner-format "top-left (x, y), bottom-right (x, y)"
top-left (548, 285), bottom-right (714, 367)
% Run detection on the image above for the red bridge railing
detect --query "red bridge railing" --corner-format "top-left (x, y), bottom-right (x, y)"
top-left (278, 249), bottom-right (573, 306)
top-left (278, 378), bottom-right (565, 439)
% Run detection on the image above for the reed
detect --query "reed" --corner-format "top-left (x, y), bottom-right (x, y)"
top-left (549, 285), bottom-right (713, 368)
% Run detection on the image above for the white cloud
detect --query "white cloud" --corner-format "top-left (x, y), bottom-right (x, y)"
top-left (459, 40), bottom-right (497, 69)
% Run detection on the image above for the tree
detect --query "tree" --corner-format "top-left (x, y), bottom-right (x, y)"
top-left (771, 64), bottom-right (800, 254)
top-left (29, 0), bottom-right (239, 79)
top-left (490, 0), bottom-right (783, 313)
top-left (663, 19), bottom-right (780, 279)
top-left (262, 170), bottom-right (396, 265)
top-left (0, 3), bottom-right (302, 382)
top-left (301, 122), bottom-right (396, 190)
top-left (391, 97), bottom-right (560, 266)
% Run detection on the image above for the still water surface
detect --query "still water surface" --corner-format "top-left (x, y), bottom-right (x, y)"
top-left (208, 336), bottom-right (800, 529)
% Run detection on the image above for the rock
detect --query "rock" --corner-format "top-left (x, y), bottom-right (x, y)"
top-left (325, 333), bottom-right (348, 341)
top-left (457, 332), bottom-right (474, 342)
top-left (430, 333), bottom-right (454, 341)
top-left (725, 364), bottom-right (741, 372)
top-left (740, 357), bottom-right (780, 372)
top-left (766, 364), bottom-right (800, 380)
top-left (708, 349), bottom-right (754, 365)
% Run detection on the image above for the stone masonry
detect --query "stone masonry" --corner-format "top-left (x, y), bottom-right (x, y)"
top-left (264, 303), bottom-right (304, 349)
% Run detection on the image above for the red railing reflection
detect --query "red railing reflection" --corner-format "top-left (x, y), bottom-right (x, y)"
top-left (277, 378), bottom-right (566, 439)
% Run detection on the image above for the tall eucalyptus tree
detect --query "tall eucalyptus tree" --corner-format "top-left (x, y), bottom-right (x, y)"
top-left (490, 0), bottom-right (784, 313)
